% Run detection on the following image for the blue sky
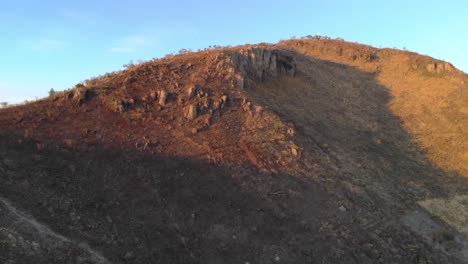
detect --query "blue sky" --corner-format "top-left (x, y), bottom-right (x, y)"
top-left (1, 0), bottom-right (467, 103)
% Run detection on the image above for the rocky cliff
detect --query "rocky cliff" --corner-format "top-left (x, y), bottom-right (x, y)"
top-left (226, 47), bottom-right (296, 89)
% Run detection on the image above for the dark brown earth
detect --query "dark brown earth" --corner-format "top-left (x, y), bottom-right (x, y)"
top-left (1, 37), bottom-right (468, 263)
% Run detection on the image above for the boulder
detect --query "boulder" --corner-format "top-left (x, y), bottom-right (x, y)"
top-left (291, 147), bottom-right (298, 156)
top-left (213, 101), bottom-right (221, 110)
top-left (221, 95), bottom-right (228, 104)
top-left (177, 96), bottom-right (185, 105)
top-left (254, 105), bottom-right (263, 115)
top-left (149, 91), bottom-right (157, 100)
top-left (158, 90), bottom-right (168, 106)
top-left (116, 101), bottom-right (125, 113)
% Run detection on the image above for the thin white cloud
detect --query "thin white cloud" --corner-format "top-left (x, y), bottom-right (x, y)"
top-left (21, 38), bottom-right (65, 52)
top-left (109, 34), bottom-right (158, 53)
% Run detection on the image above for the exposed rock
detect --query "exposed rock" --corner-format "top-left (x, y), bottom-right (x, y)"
top-left (125, 98), bottom-right (135, 105)
top-left (149, 91), bottom-right (157, 100)
top-left (221, 95), bottom-right (228, 104)
top-left (187, 86), bottom-right (196, 99)
top-left (200, 97), bottom-right (210, 109)
top-left (213, 101), bottom-right (221, 110)
top-left (235, 74), bottom-right (245, 89)
top-left (227, 48), bottom-right (296, 89)
top-left (177, 96), bottom-right (185, 105)
top-left (158, 90), bottom-right (168, 106)
top-left (426, 62), bottom-right (453, 73)
top-left (184, 105), bottom-right (197, 120)
top-left (254, 105), bottom-right (263, 115)
top-left (73, 88), bottom-right (94, 105)
top-left (291, 147), bottom-right (298, 156)
top-left (116, 101), bottom-right (125, 113)
top-left (125, 76), bottom-right (138, 84)
top-left (196, 89), bottom-right (208, 98)
top-left (242, 100), bottom-right (251, 112)
top-left (73, 89), bottom-right (86, 101)
top-left (116, 98), bottom-right (136, 112)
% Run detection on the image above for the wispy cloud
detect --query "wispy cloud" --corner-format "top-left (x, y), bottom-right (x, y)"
top-left (109, 34), bottom-right (159, 53)
top-left (21, 38), bottom-right (65, 52)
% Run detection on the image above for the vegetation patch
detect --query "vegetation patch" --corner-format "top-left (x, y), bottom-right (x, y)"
top-left (419, 195), bottom-right (468, 236)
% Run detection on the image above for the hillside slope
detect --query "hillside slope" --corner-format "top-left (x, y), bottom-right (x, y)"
top-left (0, 38), bottom-right (467, 263)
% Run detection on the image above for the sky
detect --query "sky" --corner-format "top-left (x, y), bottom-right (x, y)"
top-left (0, 0), bottom-right (467, 103)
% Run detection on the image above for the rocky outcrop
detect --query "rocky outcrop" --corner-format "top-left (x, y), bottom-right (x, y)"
top-left (115, 98), bottom-right (136, 113)
top-left (227, 48), bottom-right (296, 89)
top-left (149, 91), bottom-right (157, 101)
top-left (72, 87), bottom-right (94, 105)
top-left (158, 90), bottom-right (168, 106)
top-left (187, 86), bottom-right (196, 99)
top-left (426, 61), bottom-right (453, 73)
top-left (184, 104), bottom-right (197, 120)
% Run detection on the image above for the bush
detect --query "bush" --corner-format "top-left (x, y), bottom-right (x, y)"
top-left (178, 48), bottom-right (193, 55)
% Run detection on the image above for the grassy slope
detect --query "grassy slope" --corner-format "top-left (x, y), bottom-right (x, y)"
top-left (279, 38), bottom-right (468, 176)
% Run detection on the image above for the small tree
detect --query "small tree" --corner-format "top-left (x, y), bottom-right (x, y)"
top-left (48, 88), bottom-right (57, 97)
top-left (178, 48), bottom-right (192, 54)
top-left (123, 60), bottom-right (135, 69)
top-left (0, 102), bottom-right (8, 108)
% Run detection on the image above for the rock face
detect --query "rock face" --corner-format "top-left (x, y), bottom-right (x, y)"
top-left (184, 105), bottom-right (197, 120)
top-left (72, 88), bottom-right (93, 105)
top-left (73, 89), bottom-right (86, 101)
top-left (187, 86), bottom-right (196, 99)
top-left (426, 61), bottom-right (453, 73)
top-left (116, 98), bottom-right (136, 112)
top-left (227, 48), bottom-right (296, 89)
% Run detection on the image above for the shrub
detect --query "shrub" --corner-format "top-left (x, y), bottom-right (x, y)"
top-left (178, 48), bottom-right (193, 55)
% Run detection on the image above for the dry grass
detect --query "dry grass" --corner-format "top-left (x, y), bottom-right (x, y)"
top-left (419, 195), bottom-right (468, 236)
top-left (279, 39), bottom-right (468, 176)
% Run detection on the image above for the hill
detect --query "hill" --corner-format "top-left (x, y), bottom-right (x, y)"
top-left (0, 37), bottom-right (467, 263)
